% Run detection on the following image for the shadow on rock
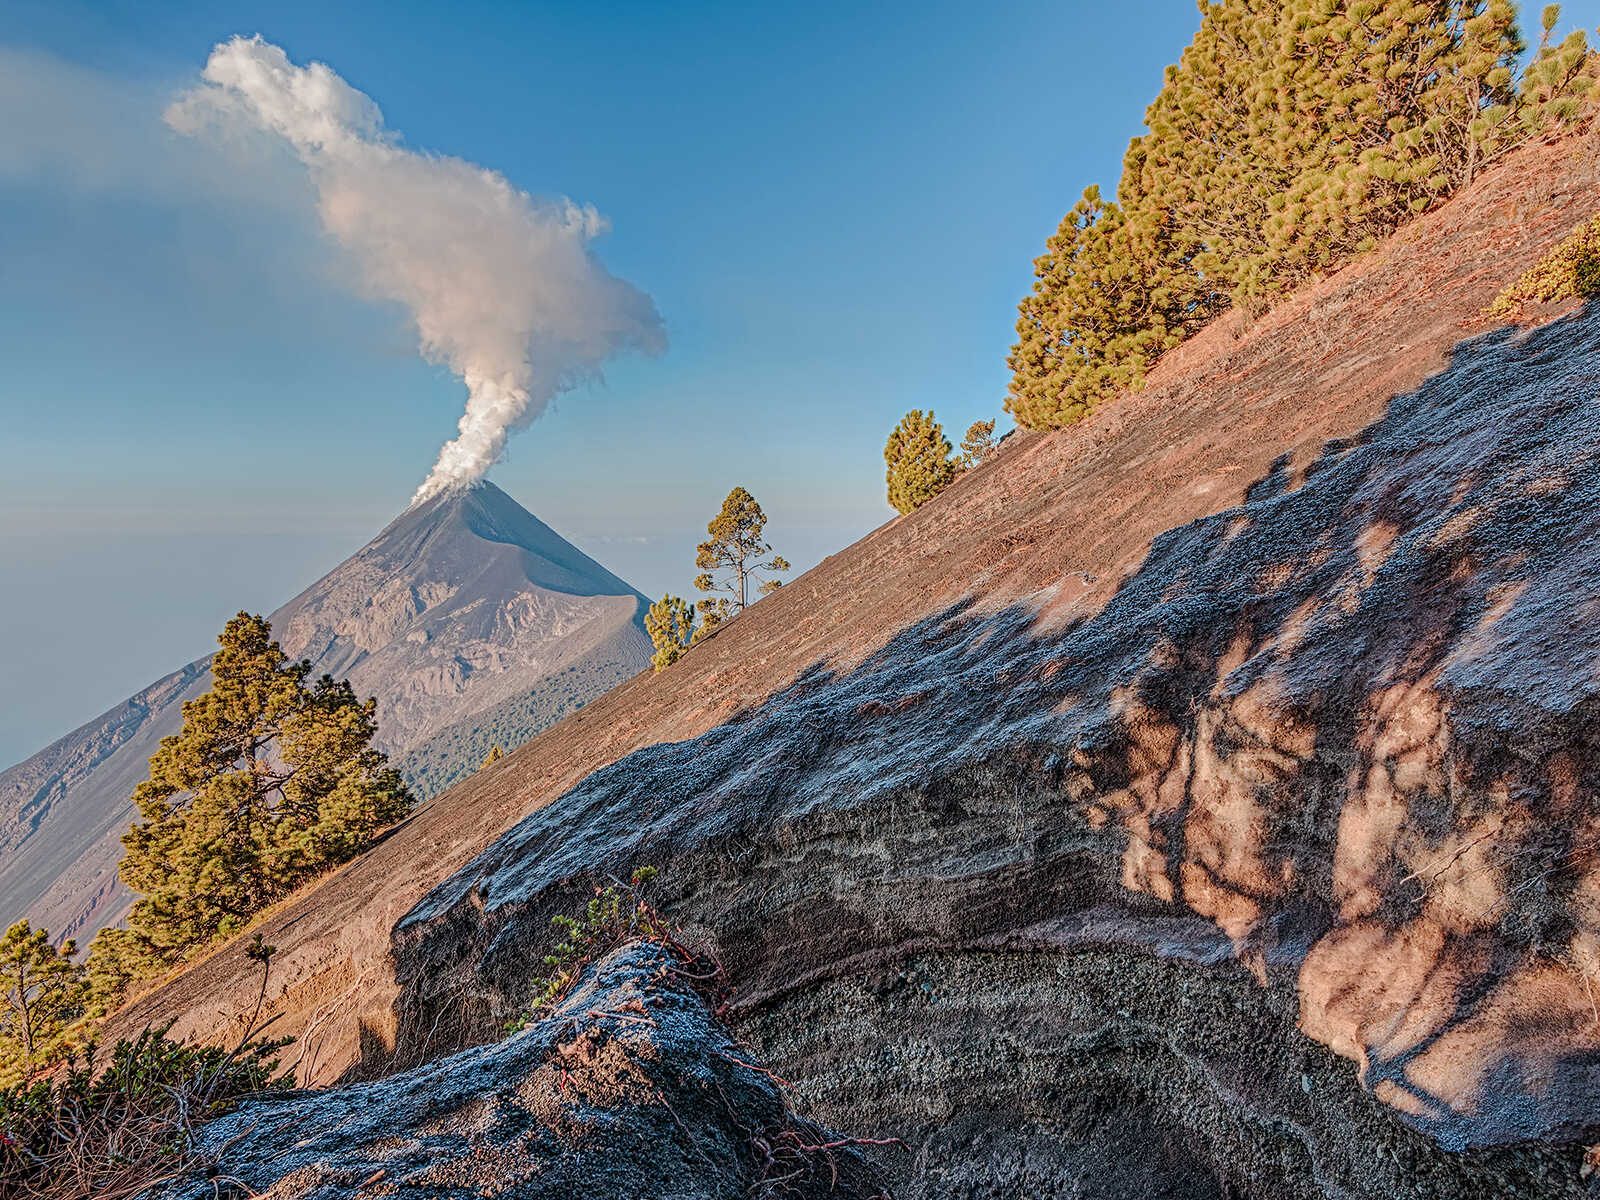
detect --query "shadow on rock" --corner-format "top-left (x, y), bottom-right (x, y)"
top-left (390, 307), bottom-right (1600, 1197)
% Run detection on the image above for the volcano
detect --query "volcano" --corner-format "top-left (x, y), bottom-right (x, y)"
top-left (0, 482), bottom-right (650, 944)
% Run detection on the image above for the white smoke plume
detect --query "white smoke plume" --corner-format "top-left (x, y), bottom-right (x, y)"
top-left (167, 36), bottom-right (665, 503)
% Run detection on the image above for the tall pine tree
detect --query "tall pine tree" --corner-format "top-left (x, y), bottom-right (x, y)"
top-left (693, 488), bottom-right (791, 615)
top-left (118, 614), bottom-right (411, 965)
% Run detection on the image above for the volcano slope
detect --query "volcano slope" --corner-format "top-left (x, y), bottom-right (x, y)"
top-left (401, 306), bottom-right (1600, 1197)
top-left (0, 481), bottom-right (648, 944)
top-left (113, 136), bottom-right (1600, 1195)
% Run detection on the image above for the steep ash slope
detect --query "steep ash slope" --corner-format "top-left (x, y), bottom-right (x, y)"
top-left (103, 137), bottom-right (1600, 1186)
top-left (0, 482), bottom-right (647, 943)
top-left (397, 307), bottom-right (1600, 1195)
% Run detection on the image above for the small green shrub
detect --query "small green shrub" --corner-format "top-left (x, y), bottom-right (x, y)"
top-left (505, 867), bottom-right (672, 1032)
top-left (0, 1025), bottom-right (287, 1200)
top-left (1489, 212), bottom-right (1600, 316)
top-left (884, 410), bottom-right (957, 514)
top-left (646, 595), bottom-right (697, 671)
top-left (958, 419), bottom-right (998, 471)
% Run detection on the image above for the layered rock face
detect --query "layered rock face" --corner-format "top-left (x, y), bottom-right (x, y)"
top-left (393, 309), bottom-right (1600, 1196)
top-left (156, 942), bottom-right (887, 1200)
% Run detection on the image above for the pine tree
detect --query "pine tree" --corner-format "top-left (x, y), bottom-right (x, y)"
top-left (885, 410), bottom-right (957, 513)
top-left (694, 488), bottom-right (790, 615)
top-left (1263, 0), bottom-right (1528, 277)
top-left (481, 745), bottom-right (504, 769)
top-left (1517, 4), bottom-right (1600, 134)
top-left (83, 926), bottom-right (154, 1019)
top-left (1117, 0), bottom-right (1284, 302)
top-left (645, 594), bottom-right (698, 670)
top-left (0, 921), bottom-right (88, 1086)
top-left (1006, 188), bottom-right (1215, 428)
top-left (692, 597), bottom-right (733, 644)
top-left (1007, 0), bottom-right (1596, 431)
top-left (959, 419), bottom-right (998, 470)
top-left (119, 613), bottom-right (412, 965)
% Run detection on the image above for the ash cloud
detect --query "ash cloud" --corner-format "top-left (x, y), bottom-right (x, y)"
top-left (167, 36), bottom-right (665, 503)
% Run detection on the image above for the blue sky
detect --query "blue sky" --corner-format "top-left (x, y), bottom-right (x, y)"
top-left (4, 0), bottom-right (1597, 767)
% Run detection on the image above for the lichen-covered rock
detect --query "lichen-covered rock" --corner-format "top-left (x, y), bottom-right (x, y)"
top-left (154, 942), bottom-right (887, 1200)
top-left (393, 308), bottom-right (1600, 1196)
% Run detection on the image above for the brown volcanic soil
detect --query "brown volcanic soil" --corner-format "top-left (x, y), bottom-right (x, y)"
top-left (108, 130), bottom-right (1600, 1136)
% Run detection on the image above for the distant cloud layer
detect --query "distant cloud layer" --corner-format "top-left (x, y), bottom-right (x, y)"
top-left (168, 36), bottom-right (665, 502)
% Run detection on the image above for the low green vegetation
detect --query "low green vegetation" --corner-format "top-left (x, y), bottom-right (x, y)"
top-left (0, 944), bottom-right (286, 1200)
top-left (1010, 0), bottom-right (1600, 429)
top-left (646, 594), bottom-right (698, 671)
top-left (505, 867), bottom-right (671, 1031)
top-left (1488, 210), bottom-right (1600, 315)
top-left (0, 1028), bottom-right (285, 1200)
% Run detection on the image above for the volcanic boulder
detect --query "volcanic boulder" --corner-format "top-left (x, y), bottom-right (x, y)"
top-left (154, 942), bottom-right (887, 1200)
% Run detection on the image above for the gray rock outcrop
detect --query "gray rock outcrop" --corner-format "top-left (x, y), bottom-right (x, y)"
top-left (157, 941), bottom-right (887, 1200)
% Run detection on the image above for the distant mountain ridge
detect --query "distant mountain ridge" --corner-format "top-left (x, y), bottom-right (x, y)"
top-left (0, 482), bottom-right (650, 943)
